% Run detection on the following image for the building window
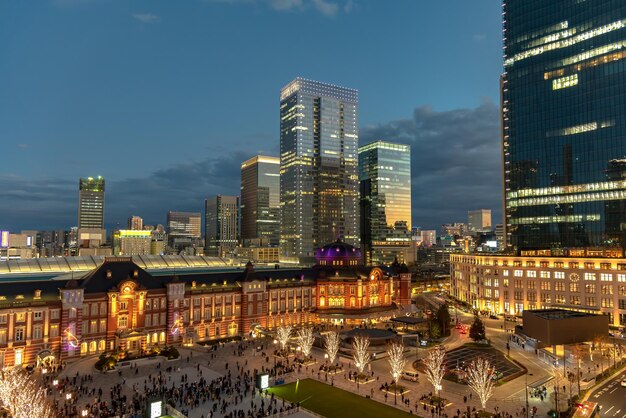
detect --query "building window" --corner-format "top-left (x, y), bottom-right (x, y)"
top-left (540, 271), bottom-right (550, 278)
top-left (15, 328), bottom-right (24, 341)
top-left (527, 271), bottom-right (537, 278)
top-left (514, 270), bottom-right (523, 277)
top-left (0, 331), bottom-right (6, 344)
top-left (33, 311), bottom-right (42, 321)
top-left (15, 313), bottom-right (25, 323)
top-left (33, 325), bottom-right (42, 340)
top-left (602, 298), bottom-right (614, 308)
top-left (100, 319), bottom-right (106, 333)
top-left (555, 272), bottom-right (565, 279)
top-left (118, 315), bottom-right (128, 328)
top-left (50, 325), bottom-right (59, 338)
top-left (0, 315), bottom-right (6, 324)
top-left (14, 349), bottom-right (23, 366)
top-left (584, 273), bottom-right (596, 281)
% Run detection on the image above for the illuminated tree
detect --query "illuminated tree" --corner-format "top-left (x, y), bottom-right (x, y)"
top-left (593, 334), bottom-right (608, 372)
top-left (387, 342), bottom-right (407, 404)
top-left (276, 324), bottom-right (293, 352)
top-left (297, 327), bottom-right (315, 358)
top-left (324, 331), bottom-right (340, 365)
top-left (0, 367), bottom-right (56, 418)
top-left (466, 357), bottom-right (495, 409)
top-left (352, 335), bottom-right (371, 375)
top-left (424, 345), bottom-right (446, 396)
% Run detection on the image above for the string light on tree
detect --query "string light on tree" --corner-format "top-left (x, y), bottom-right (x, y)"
top-left (0, 367), bottom-right (56, 418)
top-left (424, 345), bottom-right (446, 396)
top-left (352, 335), bottom-right (371, 375)
top-left (297, 327), bottom-right (315, 358)
top-left (324, 331), bottom-right (340, 365)
top-left (466, 357), bottom-right (495, 409)
top-left (276, 324), bottom-right (293, 352)
top-left (386, 341), bottom-right (407, 404)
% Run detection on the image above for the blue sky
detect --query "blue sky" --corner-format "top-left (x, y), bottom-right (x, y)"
top-left (0, 0), bottom-right (504, 231)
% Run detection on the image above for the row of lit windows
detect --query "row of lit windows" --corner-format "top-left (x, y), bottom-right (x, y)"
top-left (508, 179), bottom-right (626, 199)
top-left (507, 189), bottom-right (626, 208)
top-left (510, 213), bottom-right (600, 225)
top-left (505, 21), bottom-right (626, 67)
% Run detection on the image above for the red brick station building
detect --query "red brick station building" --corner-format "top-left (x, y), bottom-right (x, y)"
top-left (0, 241), bottom-right (411, 368)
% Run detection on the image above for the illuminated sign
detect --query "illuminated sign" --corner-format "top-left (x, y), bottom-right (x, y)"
top-left (256, 373), bottom-right (270, 390)
top-left (150, 401), bottom-right (163, 418)
top-left (64, 326), bottom-right (79, 348)
top-left (0, 231), bottom-right (8, 248)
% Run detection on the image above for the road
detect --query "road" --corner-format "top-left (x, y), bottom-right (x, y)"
top-left (588, 371), bottom-right (626, 417)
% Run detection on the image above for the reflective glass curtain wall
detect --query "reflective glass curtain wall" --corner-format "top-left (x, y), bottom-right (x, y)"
top-left (503, 0), bottom-right (626, 251)
top-left (280, 78), bottom-right (360, 261)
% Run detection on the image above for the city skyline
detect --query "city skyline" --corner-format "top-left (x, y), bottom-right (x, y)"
top-left (0, 1), bottom-right (503, 232)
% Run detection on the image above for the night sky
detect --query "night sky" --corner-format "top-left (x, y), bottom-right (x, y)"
top-left (0, 0), bottom-right (503, 232)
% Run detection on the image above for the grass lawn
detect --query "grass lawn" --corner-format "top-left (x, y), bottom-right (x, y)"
top-left (268, 378), bottom-right (416, 418)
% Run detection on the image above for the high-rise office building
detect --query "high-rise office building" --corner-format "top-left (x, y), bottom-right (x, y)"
top-left (468, 209), bottom-right (492, 233)
top-left (166, 211), bottom-right (201, 238)
top-left (127, 216), bottom-right (143, 231)
top-left (502, 0), bottom-right (626, 251)
top-left (359, 140), bottom-right (412, 265)
top-left (240, 156), bottom-right (280, 247)
top-left (279, 77), bottom-right (360, 262)
top-left (205, 195), bottom-right (239, 256)
top-left (78, 177), bottom-right (105, 230)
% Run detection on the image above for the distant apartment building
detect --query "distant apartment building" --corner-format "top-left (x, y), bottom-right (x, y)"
top-left (166, 211), bottom-right (202, 254)
top-left (468, 209), bottom-right (492, 233)
top-left (205, 196), bottom-right (239, 257)
top-left (127, 216), bottom-right (143, 231)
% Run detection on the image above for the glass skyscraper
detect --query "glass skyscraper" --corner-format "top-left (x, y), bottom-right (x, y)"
top-left (78, 176), bottom-right (105, 230)
top-left (279, 78), bottom-right (360, 261)
top-left (240, 156), bottom-right (280, 247)
top-left (503, 0), bottom-right (626, 252)
top-left (359, 141), bottom-right (412, 265)
top-left (205, 195), bottom-right (239, 256)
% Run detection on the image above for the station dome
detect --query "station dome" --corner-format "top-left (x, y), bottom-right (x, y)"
top-left (315, 239), bottom-right (362, 266)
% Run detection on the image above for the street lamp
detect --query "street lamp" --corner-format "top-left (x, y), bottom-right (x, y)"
top-left (66, 393), bottom-right (72, 401)
top-left (81, 409), bottom-right (88, 417)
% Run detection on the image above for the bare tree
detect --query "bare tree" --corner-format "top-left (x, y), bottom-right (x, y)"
top-left (0, 368), bottom-right (56, 418)
top-left (424, 345), bottom-right (446, 396)
top-left (387, 341), bottom-right (407, 404)
top-left (593, 334), bottom-right (608, 372)
top-left (297, 327), bottom-right (315, 358)
top-left (352, 335), bottom-right (371, 375)
top-left (466, 357), bottom-right (495, 409)
top-left (324, 331), bottom-right (340, 365)
top-left (276, 324), bottom-right (293, 352)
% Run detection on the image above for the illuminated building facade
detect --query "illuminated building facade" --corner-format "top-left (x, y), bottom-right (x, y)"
top-left (359, 141), bottom-right (412, 265)
top-left (450, 252), bottom-right (626, 328)
top-left (204, 195), bottom-right (239, 257)
top-left (240, 156), bottom-right (280, 247)
top-left (112, 230), bottom-right (152, 256)
top-left (468, 209), bottom-right (492, 233)
top-left (503, 1), bottom-right (626, 251)
top-left (0, 242), bottom-right (410, 368)
top-left (279, 78), bottom-right (360, 262)
top-left (78, 177), bottom-right (105, 230)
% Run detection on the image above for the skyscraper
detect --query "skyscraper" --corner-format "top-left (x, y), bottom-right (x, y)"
top-left (78, 177), bottom-right (105, 230)
top-left (502, 1), bottom-right (626, 252)
top-left (279, 77), bottom-right (360, 262)
top-left (205, 195), bottom-right (239, 256)
top-left (240, 156), bottom-right (280, 247)
top-left (467, 209), bottom-right (492, 233)
top-left (166, 211), bottom-right (201, 254)
top-left (358, 141), bottom-right (412, 265)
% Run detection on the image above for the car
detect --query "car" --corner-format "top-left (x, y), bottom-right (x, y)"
top-left (621, 378), bottom-right (626, 387)
top-left (402, 371), bottom-right (419, 382)
top-left (459, 327), bottom-right (468, 335)
top-left (489, 314), bottom-right (498, 320)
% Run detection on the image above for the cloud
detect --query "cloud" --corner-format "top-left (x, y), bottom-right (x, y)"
top-left (0, 152), bottom-right (251, 231)
top-left (473, 33), bottom-right (487, 42)
top-left (312, 0), bottom-right (338, 16)
top-left (131, 13), bottom-right (161, 24)
top-left (17, 144), bottom-right (29, 150)
top-left (0, 103), bottom-right (502, 232)
top-left (206, 0), bottom-right (347, 15)
top-left (360, 100), bottom-right (503, 229)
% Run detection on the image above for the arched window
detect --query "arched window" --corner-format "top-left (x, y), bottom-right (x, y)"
top-left (319, 296), bottom-right (325, 307)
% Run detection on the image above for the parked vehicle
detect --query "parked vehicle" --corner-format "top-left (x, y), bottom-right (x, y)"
top-left (402, 371), bottom-right (419, 382)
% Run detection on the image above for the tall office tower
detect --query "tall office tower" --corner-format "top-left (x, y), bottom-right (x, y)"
top-left (205, 195), bottom-right (239, 256)
top-left (502, 1), bottom-right (626, 252)
top-left (240, 156), bottom-right (280, 247)
top-left (359, 141), bottom-right (412, 265)
top-left (127, 216), bottom-right (143, 231)
top-left (166, 211), bottom-right (201, 238)
top-left (279, 77), bottom-right (360, 262)
top-left (78, 177), bottom-right (105, 229)
top-left (467, 209), bottom-right (492, 233)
